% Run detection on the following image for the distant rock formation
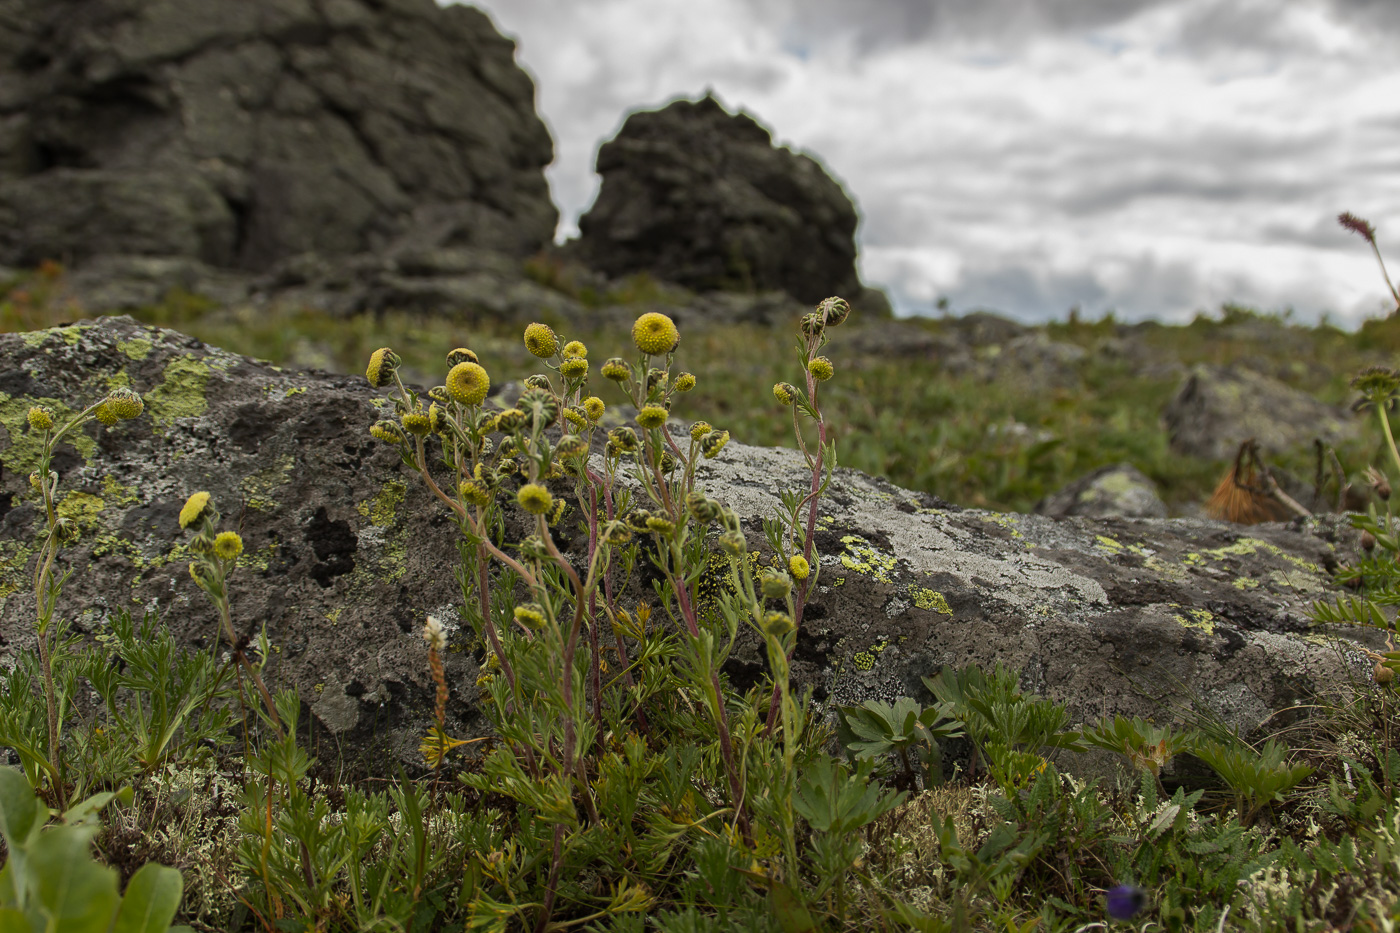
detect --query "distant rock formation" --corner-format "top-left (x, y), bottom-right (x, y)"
top-left (572, 95), bottom-right (864, 305)
top-left (0, 0), bottom-right (557, 272)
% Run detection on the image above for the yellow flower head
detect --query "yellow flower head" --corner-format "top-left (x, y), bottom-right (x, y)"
top-left (807, 356), bottom-right (835, 382)
top-left (563, 340), bottom-right (588, 359)
top-left (632, 312), bottom-right (680, 356)
top-left (516, 483), bottom-right (554, 515)
top-left (106, 388), bottom-right (145, 420)
top-left (773, 382), bottom-right (798, 406)
top-left (760, 570), bottom-right (792, 600)
top-left (366, 347), bottom-right (400, 388)
top-left (402, 411), bottom-right (432, 436)
top-left (636, 405), bottom-right (668, 430)
top-left (719, 529), bottom-right (747, 556)
top-left (447, 347), bottom-right (479, 367)
top-left (689, 420), bottom-right (712, 441)
top-left (601, 358), bottom-right (631, 382)
top-left (213, 531), bottom-right (244, 561)
top-left (458, 479), bottom-right (491, 508)
top-left (26, 406), bottom-right (53, 433)
top-left (563, 407), bottom-right (586, 430)
top-left (370, 420), bottom-right (403, 444)
top-left (446, 361), bottom-right (491, 406)
top-left (583, 396), bottom-right (605, 421)
top-left (179, 491), bottom-right (213, 529)
top-left (523, 322), bottom-right (559, 359)
top-left (560, 357), bottom-right (589, 380)
top-left (94, 402), bottom-right (119, 426)
top-left (788, 554), bottom-right (810, 580)
top-left (514, 604), bottom-right (547, 630)
top-left (763, 611), bottom-right (795, 639)
top-left (674, 372), bottom-right (696, 392)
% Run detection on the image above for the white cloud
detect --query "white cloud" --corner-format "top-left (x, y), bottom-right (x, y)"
top-left (454, 0), bottom-right (1400, 326)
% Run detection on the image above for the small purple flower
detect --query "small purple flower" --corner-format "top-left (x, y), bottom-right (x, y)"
top-left (1106, 884), bottom-right (1147, 920)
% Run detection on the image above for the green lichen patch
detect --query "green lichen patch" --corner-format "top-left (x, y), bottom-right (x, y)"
top-left (1202, 537), bottom-right (1322, 574)
top-left (910, 585), bottom-right (952, 615)
top-left (1233, 577), bottom-right (1261, 591)
top-left (1172, 605), bottom-right (1216, 634)
top-left (0, 392), bottom-right (98, 472)
top-left (117, 337), bottom-right (153, 360)
top-left (1268, 569), bottom-right (1325, 593)
top-left (839, 534), bottom-right (899, 584)
top-left (358, 480), bottom-right (407, 528)
top-left (852, 638), bottom-right (890, 672)
top-left (56, 490), bottom-right (106, 533)
top-left (0, 540), bottom-right (35, 599)
top-left (1094, 534), bottom-right (1123, 554)
top-left (146, 355), bottom-right (211, 425)
top-left (100, 475), bottom-right (141, 508)
top-left (240, 454), bottom-right (296, 511)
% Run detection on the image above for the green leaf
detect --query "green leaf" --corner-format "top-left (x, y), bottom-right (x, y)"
top-left (0, 769), bottom-right (43, 848)
top-left (768, 881), bottom-right (818, 933)
top-left (0, 907), bottom-right (32, 933)
top-left (112, 864), bottom-right (183, 933)
top-left (28, 824), bottom-right (121, 932)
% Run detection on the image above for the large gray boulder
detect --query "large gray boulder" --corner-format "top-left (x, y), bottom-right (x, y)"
top-left (572, 95), bottom-right (863, 304)
top-left (0, 318), bottom-right (1378, 772)
top-left (1163, 364), bottom-right (1360, 461)
top-left (0, 0), bottom-right (557, 271)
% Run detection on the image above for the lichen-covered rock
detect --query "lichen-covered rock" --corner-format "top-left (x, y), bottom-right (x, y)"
top-left (571, 94), bottom-right (863, 304)
top-left (1035, 463), bottom-right (1168, 520)
top-left (0, 0), bottom-right (557, 271)
top-left (0, 318), bottom-right (1379, 774)
top-left (1163, 363), bottom-right (1360, 461)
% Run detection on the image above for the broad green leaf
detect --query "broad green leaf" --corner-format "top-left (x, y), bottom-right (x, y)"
top-left (112, 864), bottom-right (183, 933)
top-left (0, 769), bottom-right (42, 847)
top-left (28, 825), bottom-right (120, 932)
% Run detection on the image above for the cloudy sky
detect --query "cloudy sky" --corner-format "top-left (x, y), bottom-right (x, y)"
top-left (453, 0), bottom-right (1400, 326)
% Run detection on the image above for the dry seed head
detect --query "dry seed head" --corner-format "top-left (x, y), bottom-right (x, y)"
top-left (516, 483), bottom-right (553, 515)
top-left (555, 434), bottom-right (588, 459)
top-left (447, 348), bottom-right (479, 367)
top-left (1376, 660), bottom-right (1396, 686)
top-left (1369, 466), bottom-right (1392, 501)
top-left (602, 520), bottom-right (632, 546)
top-left (632, 312), bottom-right (680, 355)
top-left (179, 491), bottom-right (213, 529)
top-left (1339, 211), bottom-right (1377, 245)
top-left (819, 296), bottom-right (851, 327)
top-left (446, 361), bottom-right (490, 406)
top-left (719, 529), bottom-right (747, 556)
top-left (523, 322), bottom-right (559, 359)
top-left (702, 429), bottom-right (730, 459)
top-left (27, 406), bottom-right (54, 433)
top-left (760, 570), bottom-right (793, 600)
top-left (106, 388), bottom-right (144, 420)
top-left (213, 531), bottom-right (243, 561)
top-left (366, 347), bottom-right (400, 388)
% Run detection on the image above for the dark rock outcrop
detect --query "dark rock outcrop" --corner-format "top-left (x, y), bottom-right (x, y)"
top-left (0, 0), bottom-right (557, 271)
top-left (572, 95), bottom-right (863, 305)
top-left (0, 318), bottom-right (1378, 774)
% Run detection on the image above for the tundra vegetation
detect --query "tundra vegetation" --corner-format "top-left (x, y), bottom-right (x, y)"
top-left (1, 218), bottom-right (1400, 931)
